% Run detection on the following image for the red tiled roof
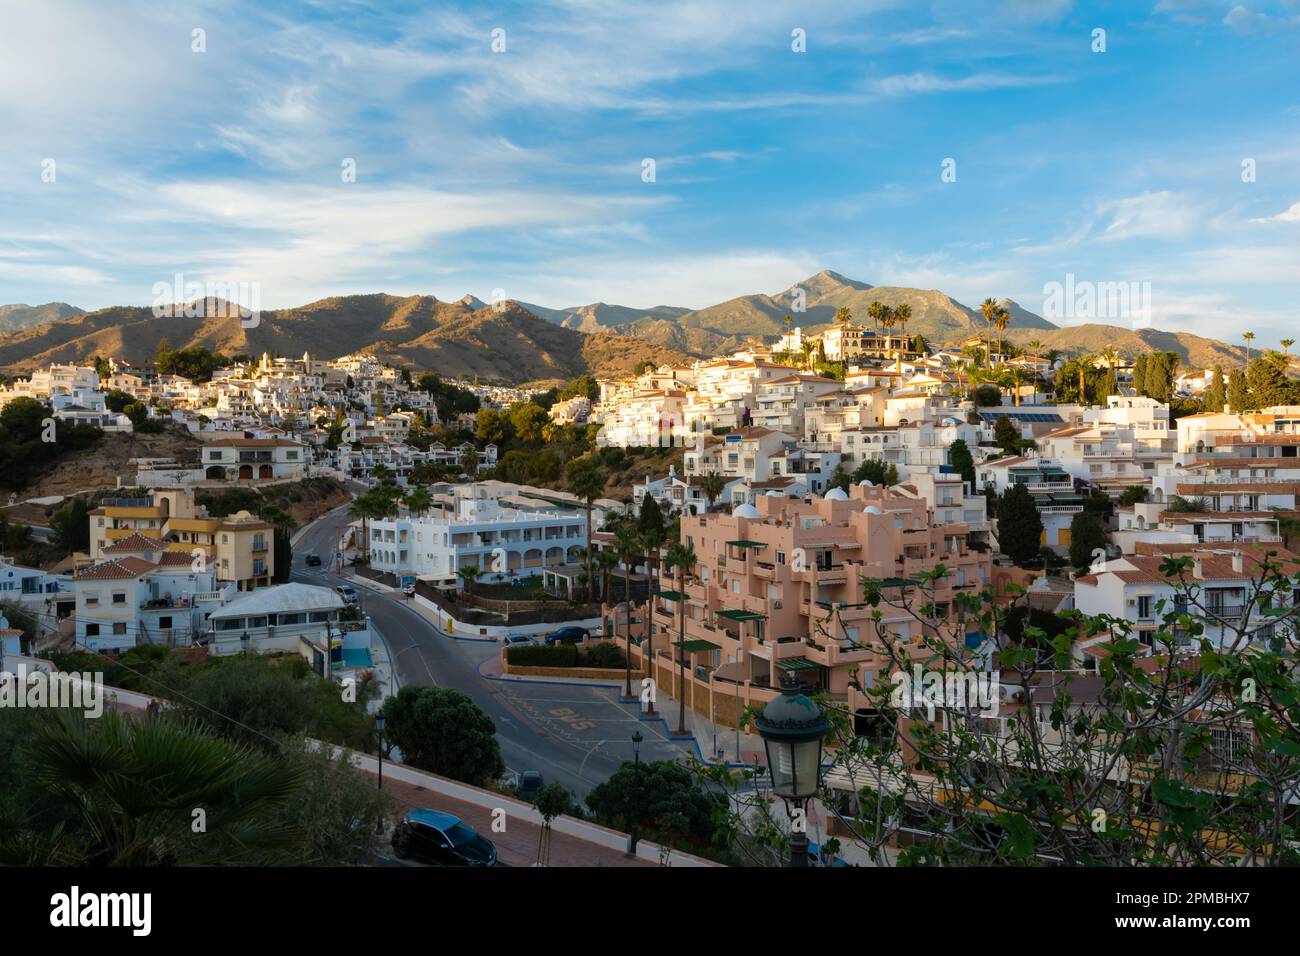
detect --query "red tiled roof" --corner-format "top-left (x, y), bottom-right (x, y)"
top-left (102, 533), bottom-right (167, 554)
top-left (76, 557), bottom-right (156, 581)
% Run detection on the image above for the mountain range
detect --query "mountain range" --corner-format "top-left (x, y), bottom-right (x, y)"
top-left (0, 271), bottom-right (1249, 383)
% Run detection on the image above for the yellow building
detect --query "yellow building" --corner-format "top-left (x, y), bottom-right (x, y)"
top-left (89, 490), bottom-right (274, 591)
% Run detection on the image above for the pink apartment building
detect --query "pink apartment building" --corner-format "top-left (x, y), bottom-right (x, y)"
top-left (642, 482), bottom-right (993, 716)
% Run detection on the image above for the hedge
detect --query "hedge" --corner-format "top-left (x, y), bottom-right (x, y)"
top-left (506, 644), bottom-right (579, 667)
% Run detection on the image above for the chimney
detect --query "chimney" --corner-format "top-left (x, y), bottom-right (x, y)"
top-left (1232, 551), bottom-right (1243, 573)
top-left (1192, 556), bottom-right (1204, 579)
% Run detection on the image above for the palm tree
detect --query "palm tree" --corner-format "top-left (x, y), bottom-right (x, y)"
top-left (610, 516), bottom-right (640, 699)
top-left (14, 710), bottom-right (303, 866)
top-left (867, 299), bottom-right (885, 335)
top-left (639, 524), bottom-right (665, 713)
top-left (404, 487), bottom-right (433, 517)
top-left (595, 549), bottom-right (618, 606)
top-left (799, 341), bottom-right (815, 371)
top-left (1282, 338), bottom-right (1295, 357)
top-left (347, 496), bottom-right (377, 564)
top-left (371, 462), bottom-right (393, 485)
top-left (879, 306), bottom-right (898, 364)
top-left (663, 539), bottom-right (697, 736)
top-left (894, 303), bottom-right (911, 352)
top-left (565, 458), bottom-right (606, 604)
top-left (1243, 331), bottom-right (1256, 366)
top-left (457, 564), bottom-right (480, 598)
top-left (993, 304), bottom-right (1012, 359)
top-left (699, 471), bottom-right (726, 513)
top-left (980, 297), bottom-right (1009, 367)
top-left (834, 306), bottom-right (852, 328)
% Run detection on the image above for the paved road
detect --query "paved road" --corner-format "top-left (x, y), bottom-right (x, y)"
top-left (291, 505), bottom-right (691, 800)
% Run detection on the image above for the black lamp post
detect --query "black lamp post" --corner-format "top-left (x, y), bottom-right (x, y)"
top-left (240, 631), bottom-right (250, 655)
top-left (375, 713), bottom-right (387, 834)
top-left (754, 674), bottom-right (828, 868)
top-left (628, 730), bottom-right (645, 857)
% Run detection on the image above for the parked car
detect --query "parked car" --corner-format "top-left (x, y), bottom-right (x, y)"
top-left (502, 633), bottom-right (536, 648)
top-left (516, 770), bottom-right (544, 802)
top-left (335, 585), bottom-right (358, 605)
top-left (391, 809), bottom-right (498, 867)
top-left (545, 626), bottom-right (588, 646)
top-left (304, 553), bottom-right (322, 567)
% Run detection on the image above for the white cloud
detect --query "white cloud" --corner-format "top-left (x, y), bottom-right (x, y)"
top-left (1095, 192), bottom-right (1202, 241)
top-left (1250, 199), bottom-right (1300, 222)
top-left (870, 71), bottom-right (1064, 96)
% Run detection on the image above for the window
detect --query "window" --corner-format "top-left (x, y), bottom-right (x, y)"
top-left (1136, 595), bottom-right (1153, 619)
top-left (112, 592), bottom-right (127, 605)
top-left (159, 616), bottom-right (172, 629)
top-left (113, 622), bottom-right (127, 635)
top-left (85, 623), bottom-right (100, 637)
top-left (84, 592), bottom-right (99, 606)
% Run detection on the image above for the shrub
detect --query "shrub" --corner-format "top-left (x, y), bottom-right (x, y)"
top-left (582, 642), bottom-right (626, 669)
top-left (506, 644), bottom-right (578, 667)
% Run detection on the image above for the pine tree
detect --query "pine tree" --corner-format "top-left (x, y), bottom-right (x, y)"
top-left (948, 438), bottom-right (976, 488)
top-left (1228, 368), bottom-right (1252, 413)
top-left (996, 484), bottom-right (1044, 566)
top-left (1202, 366), bottom-right (1225, 413)
top-left (1068, 512), bottom-right (1107, 571)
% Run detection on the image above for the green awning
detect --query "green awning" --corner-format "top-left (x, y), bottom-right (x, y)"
top-left (676, 639), bottom-right (721, 652)
top-left (776, 659), bottom-right (821, 672)
top-left (655, 589), bottom-right (687, 601)
top-left (716, 609), bottom-right (767, 622)
top-left (725, 539), bottom-right (768, 548)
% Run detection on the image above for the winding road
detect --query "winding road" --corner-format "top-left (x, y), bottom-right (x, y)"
top-left (290, 503), bottom-right (692, 799)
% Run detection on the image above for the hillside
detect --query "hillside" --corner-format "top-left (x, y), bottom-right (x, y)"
top-left (1003, 324), bottom-right (1247, 368)
top-left (0, 302), bottom-right (84, 332)
top-left (520, 270), bottom-right (1058, 356)
top-left (0, 296), bottom-right (691, 384)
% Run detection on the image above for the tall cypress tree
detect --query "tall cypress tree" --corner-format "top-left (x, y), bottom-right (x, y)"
top-left (1202, 366), bottom-right (1225, 413)
top-left (997, 484), bottom-right (1044, 567)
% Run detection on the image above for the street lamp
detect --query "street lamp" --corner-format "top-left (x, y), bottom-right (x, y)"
top-left (754, 674), bottom-right (828, 868)
top-left (628, 730), bottom-right (645, 858)
top-left (375, 713), bottom-right (387, 834)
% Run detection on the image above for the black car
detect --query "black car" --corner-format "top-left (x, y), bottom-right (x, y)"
top-left (545, 626), bottom-right (588, 646)
top-left (392, 809), bottom-right (498, 867)
top-left (517, 770), bottom-right (544, 801)
top-left (305, 553), bottom-right (322, 567)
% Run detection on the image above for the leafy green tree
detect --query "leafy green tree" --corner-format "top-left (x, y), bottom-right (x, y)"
top-left (508, 402), bottom-right (549, 445)
top-left (1202, 366), bottom-right (1225, 413)
top-left (1246, 352), bottom-right (1293, 409)
top-left (1068, 512), bottom-right (1107, 570)
top-left (587, 759), bottom-right (726, 854)
top-left (851, 458), bottom-right (899, 486)
top-left (380, 686), bottom-right (504, 785)
top-left (1117, 485), bottom-right (1149, 506)
top-left (993, 415), bottom-right (1021, 457)
top-left (49, 497), bottom-right (91, 553)
top-left (1228, 368), bottom-right (1252, 412)
top-left (996, 483), bottom-right (1043, 566)
top-left (948, 439), bottom-right (976, 488)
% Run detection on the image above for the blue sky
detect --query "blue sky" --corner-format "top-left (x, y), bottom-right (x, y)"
top-left (2, 0), bottom-right (1299, 346)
